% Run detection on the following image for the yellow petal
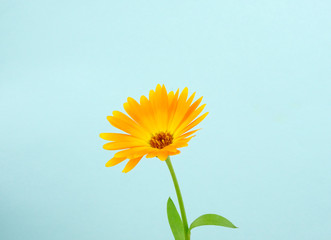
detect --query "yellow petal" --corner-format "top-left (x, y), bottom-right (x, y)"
top-left (103, 141), bottom-right (147, 150)
top-left (100, 133), bottom-right (143, 142)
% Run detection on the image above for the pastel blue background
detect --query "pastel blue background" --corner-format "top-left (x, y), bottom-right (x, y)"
top-left (1, 1), bottom-right (330, 239)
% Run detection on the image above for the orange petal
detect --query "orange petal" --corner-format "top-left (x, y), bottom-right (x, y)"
top-left (105, 157), bottom-right (126, 167)
top-left (175, 112), bottom-right (209, 138)
top-left (139, 95), bottom-right (158, 133)
top-left (172, 136), bottom-right (195, 148)
top-left (151, 84), bottom-right (169, 132)
top-left (174, 103), bottom-right (206, 136)
top-left (168, 87), bottom-right (189, 132)
top-left (145, 149), bottom-right (158, 158)
top-left (169, 150), bottom-right (180, 156)
top-left (109, 111), bottom-right (151, 140)
top-left (168, 91), bottom-right (175, 103)
top-left (163, 145), bottom-right (179, 153)
top-left (172, 142), bottom-right (189, 148)
top-left (122, 156), bottom-right (143, 173)
top-left (157, 149), bottom-right (169, 161)
top-left (176, 129), bottom-right (200, 141)
top-left (159, 84), bottom-right (169, 131)
top-left (114, 147), bottom-right (152, 159)
top-left (174, 97), bottom-right (204, 131)
top-left (124, 97), bottom-right (155, 133)
top-left (167, 89), bottom-right (180, 129)
top-left (107, 116), bottom-right (147, 140)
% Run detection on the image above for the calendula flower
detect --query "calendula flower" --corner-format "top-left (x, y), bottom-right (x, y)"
top-left (100, 84), bottom-right (208, 173)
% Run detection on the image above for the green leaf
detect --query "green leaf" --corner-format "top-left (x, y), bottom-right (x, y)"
top-left (190, 214), bottom-right (238, 230)
top-left (167, 197), bottom-right (185, 240)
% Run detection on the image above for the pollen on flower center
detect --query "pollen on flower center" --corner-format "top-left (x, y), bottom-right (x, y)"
top-left (149, 132), bottom-right (173, 149)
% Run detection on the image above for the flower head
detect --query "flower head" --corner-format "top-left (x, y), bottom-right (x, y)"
top-left (100, 84), bottom-right (208, 173)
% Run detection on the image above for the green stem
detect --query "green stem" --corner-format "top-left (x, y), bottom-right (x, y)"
top-left (165, 156), bottom-right (190, 240)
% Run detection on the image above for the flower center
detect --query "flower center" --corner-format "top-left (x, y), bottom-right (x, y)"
top-left (149, 132), bottom-right (173, 149)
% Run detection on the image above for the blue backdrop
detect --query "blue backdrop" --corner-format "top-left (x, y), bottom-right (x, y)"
top-left (1, 1), bottom-right (330, 239)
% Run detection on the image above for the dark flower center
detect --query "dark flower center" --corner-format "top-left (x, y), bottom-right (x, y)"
top-left (150, 132), bottom-right (173, 149)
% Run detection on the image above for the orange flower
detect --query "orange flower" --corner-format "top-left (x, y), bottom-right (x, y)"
top-left (100, 84), bottom-right (208, 173)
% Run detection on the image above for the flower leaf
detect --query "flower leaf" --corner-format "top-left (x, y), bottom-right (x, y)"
top-left (190, 214), bottom-right (238, 230)
top-left (167, 197), bottom-right (185, 240)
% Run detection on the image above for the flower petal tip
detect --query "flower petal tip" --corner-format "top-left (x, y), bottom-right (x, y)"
top-left (99, 133), bottom-right (107, 139)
